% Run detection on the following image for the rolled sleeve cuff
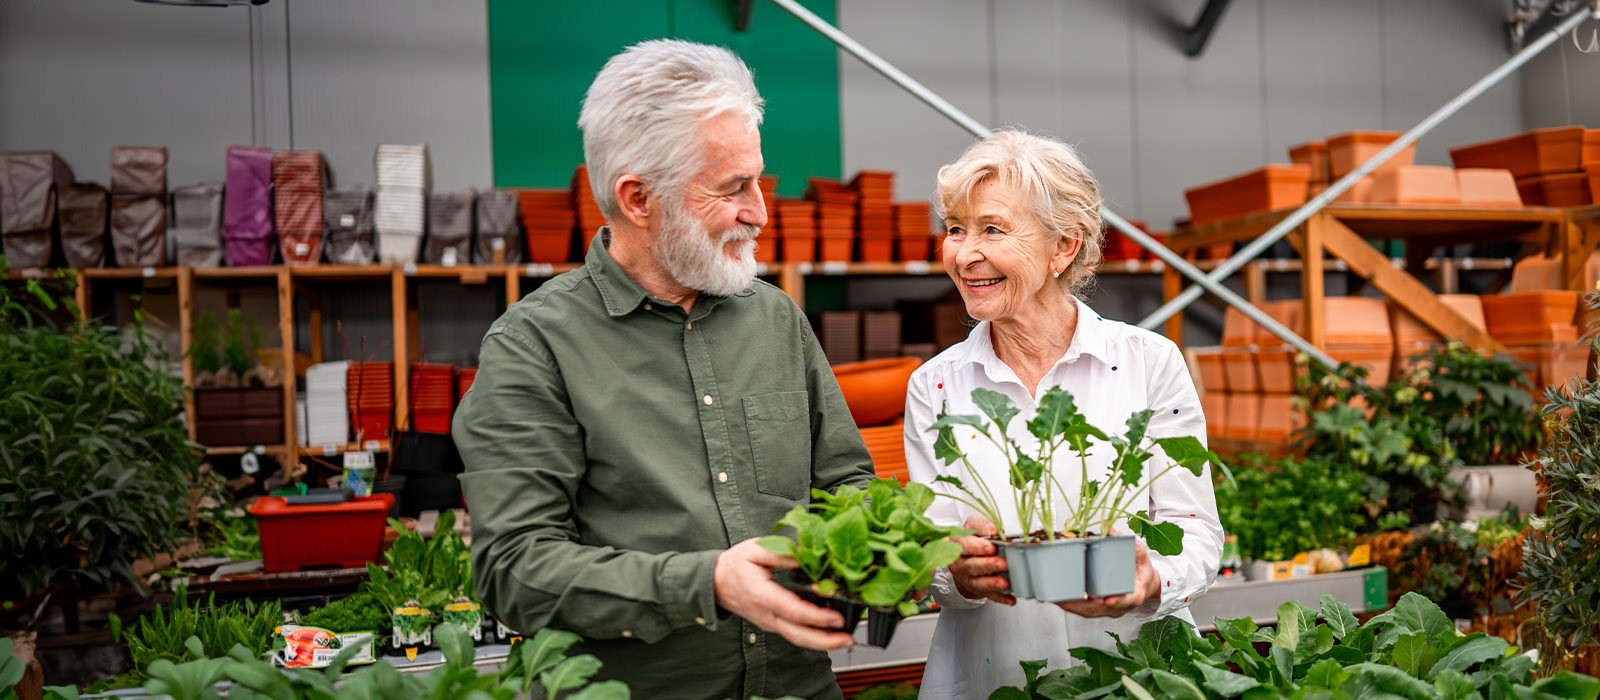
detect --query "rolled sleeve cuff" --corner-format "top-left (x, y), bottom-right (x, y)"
top-left (1136, 553), bottom-right (1183, 620)
top-left (929, 566), bottom-right (988, 610)
top-left (660, 549), bottom-right (723, 632)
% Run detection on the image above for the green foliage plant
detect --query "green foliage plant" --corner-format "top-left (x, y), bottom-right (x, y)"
top-left (926, 386), bottom-right (1226, 555)
top-left (1398, 507), bottom-right (1527, 608)
top-left (1519, 292), bottom-right (1600, 671)
top-left (1214, 453), bottom-right (1367, 562)
top-left (0, 258), bottom-right (199, 599)
top-left (108, 587), bottom-right (283, 685)
top-left (985, 592), bottom-right (1598, 699)
top-left (759, 479), bottom-right (972, 616)
top-left (1412, 342), bottom-right (1541, 466)
top-left (362, 510), bottom-right (473, 615)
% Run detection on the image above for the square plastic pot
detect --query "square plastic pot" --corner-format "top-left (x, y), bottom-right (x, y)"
top-left (1084, 535), bottom-right (1137, 596)
top-left (995, 537), bottom-right (1087, 603)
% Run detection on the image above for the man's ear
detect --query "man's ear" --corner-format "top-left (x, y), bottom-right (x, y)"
top-left (615, 174), bottom-right (652, 229)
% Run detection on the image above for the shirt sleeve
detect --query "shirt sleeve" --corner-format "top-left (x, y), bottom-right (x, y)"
top-left (1128, 338), bottom-right (1225, 621)
top-left (904, 368), bottom-right (988, 610)
top-left (799, 317), bottom-right (876, 494)
top-left (453, 327), bottom-right (721, 644)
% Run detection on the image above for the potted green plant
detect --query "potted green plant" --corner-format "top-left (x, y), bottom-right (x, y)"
top-left (759, 479), bottom-right (971, 647)
top-left (361, 510), bottom-right (473, 656)
top-left (925, 387), bottom-right (1226, 601)
top-left (189, 308), bottom-right (285, 447)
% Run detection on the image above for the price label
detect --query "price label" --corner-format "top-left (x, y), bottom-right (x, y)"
top-left (441, 249), bottom-right (458, 267)
top-left (322, 444), bottom-right (339, 456)
top-left (364, 440), bottom-right (381, 450)
top-left (1460, 258), bottom-right (1476, 270)
top-left (1273, 259), bottom-right (1289, 271)
top-left (1334, 260), bottom-right (1348, 271)
top-left (340, 214), bottom-right (356, 228)
top-left (904, 261), bottom-right (931, 275)
top-left (403, 262), bottom-right (418, 276)
top-left (1123, 259), bottom-right (1140, 272)
top-left (295, 243), bottom-right (310, 256)
top-left (755, 263), bottom-right (769, 276)
top-left (1149, 260), bottom-right (1165, 272)
top-left (796, 263), bottom-right (814, 275)
top-left (490, 238), bottom-right (505, 251)
top-left (821, 262), bottom-right (848, 275)
top-left (142, 267), bottom-right (156, 278)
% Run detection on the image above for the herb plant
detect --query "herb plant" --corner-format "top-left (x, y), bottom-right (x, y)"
top-left (1518, 291), bottom-right (1600, 671)
top-left (759, 479), bottom-right (972, 615)
top-left (987, 592), bottom-right (1598, 699)
top-left (297, 593), bottom-right (392, 638)
top-left (0, 260), bottom-right (198, 599)
top-left (362, 510), bottom-right (473, 614)
top-left (108, 588), bottom-right (283, 685)
top-left (927, 386), bottom-right (1225, 554)
top-left (1214, 454), bottom-right (1367, 562)
top-left (1411, 343), bottom-right (1541, 465)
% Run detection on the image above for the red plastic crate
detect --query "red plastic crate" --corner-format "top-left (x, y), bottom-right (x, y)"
top-left (412, 410), bottom-right (452, 434)
top-left (250, 493), bottom-right (393, 573)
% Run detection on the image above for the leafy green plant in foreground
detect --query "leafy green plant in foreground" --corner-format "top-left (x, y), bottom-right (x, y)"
top-left (988, 592), bottom-right (1598, 699)
top-left (759, 479), bottom-right (971, 615)
top-left (928, 386), bottom-right (1227, 554)
top-left (1214, 454), bottom-right (1367, 562)
top-left (108, 587), bottom-right (283, 686)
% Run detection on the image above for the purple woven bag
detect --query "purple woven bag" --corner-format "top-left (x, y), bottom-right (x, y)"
top-left (222, 145), bottom-right (275, 266)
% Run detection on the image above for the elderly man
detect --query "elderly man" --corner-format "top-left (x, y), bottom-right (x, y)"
top-left (453, 39), bottom-right (874, 699)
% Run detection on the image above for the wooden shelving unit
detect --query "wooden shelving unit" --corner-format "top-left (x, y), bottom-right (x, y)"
top-left (1161, 203), bottom-right (1589, 353)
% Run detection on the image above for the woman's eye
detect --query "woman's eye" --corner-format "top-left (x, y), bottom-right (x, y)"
top-left (946, 226), bottom-right (965, 236)
top-left (985, 225), bottom-right (1004, 235)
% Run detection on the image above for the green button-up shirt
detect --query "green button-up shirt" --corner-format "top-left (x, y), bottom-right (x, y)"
top-left (453, 230), bottom-right (874, 700)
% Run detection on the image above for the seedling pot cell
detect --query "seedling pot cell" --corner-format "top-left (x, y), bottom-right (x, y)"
top-left (1084, 535), bottom-right (1137, 596)
top-left (996, 537), bottom-right (1087, 603)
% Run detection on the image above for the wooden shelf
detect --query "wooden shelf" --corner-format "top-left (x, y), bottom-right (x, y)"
top-left (515, 263), bottom-right (582, 278)
top-left (288, 264), bottom-right (396, 281)
top-left (193, 266), bottom-right (280, 280)
top-left (79, 266), bottom-right (182, 280)
top-left (1170, 204), bottom-right (1566, 250)
top-left (299, 440), bottom-right (390, 457)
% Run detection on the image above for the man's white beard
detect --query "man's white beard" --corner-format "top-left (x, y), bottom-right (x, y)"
top-left (653, 200), bottom-right (760, 297)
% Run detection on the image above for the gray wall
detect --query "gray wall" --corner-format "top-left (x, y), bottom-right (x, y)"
top-left (839, 0), bottom-right (1526, 228)
top-left (1521, 27), bottom-right (1600, 130)
top-left (0, 0), bottom-right (493, 191)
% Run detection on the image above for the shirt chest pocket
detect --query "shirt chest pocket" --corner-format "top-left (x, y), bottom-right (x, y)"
top-left (742, 391), bottom-right (812, 500)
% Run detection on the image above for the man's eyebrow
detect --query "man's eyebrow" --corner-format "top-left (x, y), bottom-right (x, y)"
top-left (717, 174), bottom-right (756, 190)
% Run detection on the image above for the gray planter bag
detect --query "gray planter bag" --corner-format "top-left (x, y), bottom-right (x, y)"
top-left (110, 146), bottom-right (167, 196)
top-left (172, 183), bottom-right (224, 267)
top-left (424, 190), bottom-right (474, 266)
top-left (324, 186), bottom-right (375, 265)
top-left (111, 195), bottom-right (166, 267)
top-left (474, 190), bottom-right (521, 264)
top-left (59, 183), bottom-right (109, 268)
top-left (0, 151), bottom-right (74, 269)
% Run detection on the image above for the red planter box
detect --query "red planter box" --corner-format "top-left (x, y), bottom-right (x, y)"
top-left (251, 493), bottom-right (393, 572)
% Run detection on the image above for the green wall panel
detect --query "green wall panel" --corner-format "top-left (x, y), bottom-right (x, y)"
top-left (487, 0), bottom-right (840, 197)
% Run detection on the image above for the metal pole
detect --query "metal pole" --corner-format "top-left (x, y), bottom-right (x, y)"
top-left (766, 0), bottom-right (1337, 364)
top-left (1138, 4), bottom-right (1598, 332)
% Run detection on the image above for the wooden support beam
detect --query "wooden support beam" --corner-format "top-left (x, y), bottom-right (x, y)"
top-left (1563, 220), bottom-right (1593, 293)
top-left (277, 267), bottom-right (299, 459)
top-left (391, 268), bottom-right (409, 431)
top-left (1244, 261), bottom-right (1266, 304)
top-left (1318, 216), bottom-right (1506, 354)
top-left (1162, 264), bottom-right (1184, 345)
top-left (74, 270), bottom-right (89, 321)
top-left (506, 270), bottom-right (521, 307)
top-left (305, 286), bottom-right (323, 365)
top-left (1297, 216), bottom-right (1326, 348)
top-left (178, 268), bottom-right (196, 443)
top-left (779, 263), bottom-right (804, 307)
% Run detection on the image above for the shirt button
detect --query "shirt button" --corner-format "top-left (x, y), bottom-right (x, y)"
top-left (702, 394), bottom-right (713, 406)
top-left (621, 630), bottom-right (633, 638)
top-left (686, 322), bottom-right (693, 330)
top-left (694, 616), bottom-right (707, 626)
top-left (644, 302), bottom-right (652, 311)
top-left (717, 472), bottom-right (728, 483)
top-left (748, 633), bottom-right (758, 645)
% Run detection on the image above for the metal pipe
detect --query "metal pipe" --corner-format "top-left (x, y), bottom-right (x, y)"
top-left (767, 0), bottom-right (994, 139)
top-left (1138, 5), bottom-right (1597, 332)
top-left (769, 0), bottom-right (1334, 366)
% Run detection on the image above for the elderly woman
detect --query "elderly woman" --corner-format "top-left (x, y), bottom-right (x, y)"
top-left (903, 131), bottom-right (1224, 698)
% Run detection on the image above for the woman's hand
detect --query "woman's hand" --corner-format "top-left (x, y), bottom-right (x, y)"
top-left (1057, 537), bottom-right (1161, 618)
top-left (949, 514), bottom-right (1017, 606)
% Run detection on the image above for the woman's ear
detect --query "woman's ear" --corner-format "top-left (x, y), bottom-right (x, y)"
top-left (1053, 229), bottom-right (1083, 275)
top-left (614, 174), bottom-right (653, 229)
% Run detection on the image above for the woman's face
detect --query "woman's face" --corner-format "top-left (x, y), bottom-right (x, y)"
top-left (941, 178), bottom-right (1078, 324)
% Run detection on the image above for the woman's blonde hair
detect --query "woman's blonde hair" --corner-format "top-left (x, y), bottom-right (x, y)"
top-left (934, 130), bottom-right (1104, 296)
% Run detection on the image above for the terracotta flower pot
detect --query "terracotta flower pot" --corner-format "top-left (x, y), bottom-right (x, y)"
top-left (1191, 346), bottom-right (1227, 394)
top-left (1201, 392), bottom-right (1226, 438)
top-left (1482, 291), bottom-right (1580, 345)
top-left (832, 357), bottom-right (922, 427)
top-left (1507, 342), bottom-right (1589, 398)
top-left (1327, 131), bottom-right (1415, 179)
top-left (1256, 393), bottom-right (1303, 442)
top-left (1387, 294), bottom-right (1485, 346)
top-left (1370, 165), bottom-right (1461, 205)
top-left (1221, 347), bottom-right (1260, 393)
top-left (782, 236), bottom-right (816, 262)
top-left (1253, 300), bottom-right (1302, 393)
top-left (858, 238), bottom-right (894, 263)
top-left (1456, 169), bottom-right (1522, 207)
top-left (1222, 393), bottom-right (1260, 441)
top-left (1326, 344), bottom-right (1395, 385)
top-left (859, 422), bottom-right (908, 483)
top-left (1183, 164), bottom-right (1311, 226)
top-left (1515, 172), bottom-right (1593, 208)
top-left (1289, 140), bottom-right (1330, 184)
top-left (1332, 175), bottom-right (1377, 204)
top-left (1323, 296), bottom-right (1394, 346)
top-left (1450, 126), bottom-right (1586, 178)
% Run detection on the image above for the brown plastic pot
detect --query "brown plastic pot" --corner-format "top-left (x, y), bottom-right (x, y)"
top-left (1450, 126), bottom-right (1586, 178)
top-left (833, 357), bottom-right (922, 427)
top-left (1328, 131), bottom-right (1415, 179)
top-left (1515, 172), bottom-right (1593, 208)
top-left (1184, 164), bottom-right (1311, 226)
top-left (1455, 169), bottom-right (1523, 207)
top-left (1370, 165), bottom-right (1461, 205)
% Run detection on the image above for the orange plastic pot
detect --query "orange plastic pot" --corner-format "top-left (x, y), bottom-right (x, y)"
top-left (1328, 131), bottom-right (1415, 179)
top-left (1482, 291), bottom-right (1580, 345)
top-left (1256, 393), bottom-right (1304, 442)
top-left (1370, 165), bottom-right (1461, 205)
top-left (1450, 126), bottom-right (1586, 178)
top-left (1323, 297), bottom-right (1393, 346)
top-left (782, 236), bottom-right (816, 262)
top-left (858, 239), bottom-right (894, 263)
top-left (1191, 346), bottom-right (1227, 394)
top-left (859, 422), bottom-right (908, 483)
top-left (833, 357), bottom-right (922, 427)
top-left (1184, 164), bottom-right (1311, 226)
top-left (1508, 342), bottom-right (1590, 397)
top-left (1515, 172), bottom-right (1593, 208)
top-left (1456, 169), bottom-right (1522, 207)
top-left (1326, 345), bottom-right (1395, 385)
top-left (1289, 141), bottom-right (1329, 183)
top-left (1200, 392), bottom-right (1226, 438)
top-left (1222, 393), bottom-right (1261, 441)
top-left (1222, 347), bottom-right (1260, 394)
top-left (1387, 294), bottom-right (1485, 346)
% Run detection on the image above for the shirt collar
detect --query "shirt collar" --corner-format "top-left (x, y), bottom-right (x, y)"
top-left (958, 296), bottom-right (1115, 376)
top-left (585, 226), bottom-right (741, 318)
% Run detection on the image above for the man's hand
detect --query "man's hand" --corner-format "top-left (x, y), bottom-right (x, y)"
top-left (1057, 536), bottom-right (1161, 618)
top-left (713, 538), bottom-right (855, 651)
top-left (948, 514), bottom-right (1016, 606)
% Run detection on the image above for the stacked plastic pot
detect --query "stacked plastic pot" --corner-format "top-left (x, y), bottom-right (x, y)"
top-left (110, 146), bottom-right (168, 267)
top-left (223, 145), bottom-right (276, 266)
top-left (374, 144), bottom-right (429, 265)
top-left (272, 150), bottom-right (327, 266)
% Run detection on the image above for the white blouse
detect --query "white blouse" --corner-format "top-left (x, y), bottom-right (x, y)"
top-left (903, 297), bottom-right (1225, 699)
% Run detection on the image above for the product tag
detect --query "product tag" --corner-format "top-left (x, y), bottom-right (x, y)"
top-left (340, 214), bottom-right (356, 228)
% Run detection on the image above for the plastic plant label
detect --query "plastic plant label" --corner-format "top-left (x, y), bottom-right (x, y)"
top-left (295, 243), bottom-right (310, 256)
top-left (441, 248), bottom-right (458, 267)
top-left (391, 603), bottom-right (434, 649)
top-left (491, 238), bottom-right (504, 251)
top-left (272, 626), bottom-right (376, 669)
top-left (142, 267), bottom-right (156, 277)
top-left (904, 261), bottom-right (931, 274)
top-left (403, 262), bottom-right (418, 276)
top-left (1347, 543), bottom-right (1372, 567)
top-left (821, 261), bottom-right (848, 275)
top-left (439, 597), bottom-right (485, 642)
top-left (364, 439), bottom-right (382, 450)
top-left (322, 444), bottom-right (339, 456)
top-left (1271, 561), bottom-right (1295, 580)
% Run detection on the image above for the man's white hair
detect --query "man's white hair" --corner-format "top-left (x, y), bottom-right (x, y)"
top-left (579, 39), bottom-right (765, 221)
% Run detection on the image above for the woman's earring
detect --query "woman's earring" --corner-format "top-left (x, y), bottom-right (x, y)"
top-left (1052, 269), bottom-right (1062, 278)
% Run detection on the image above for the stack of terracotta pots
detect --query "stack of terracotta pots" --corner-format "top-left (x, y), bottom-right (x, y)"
top-left (1451, 126), bottom-right (1597, 207)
